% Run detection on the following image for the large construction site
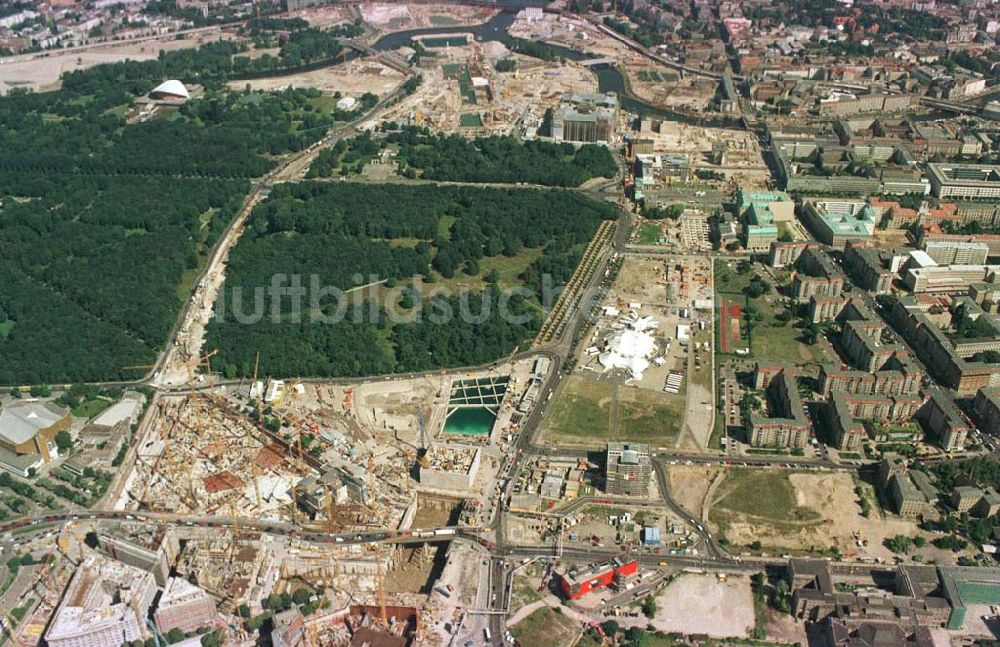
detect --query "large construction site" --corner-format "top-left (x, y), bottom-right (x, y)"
top-left (366, 35), bottom-right (603, 136)
top-left (118, 356), bottom-right (543, 523)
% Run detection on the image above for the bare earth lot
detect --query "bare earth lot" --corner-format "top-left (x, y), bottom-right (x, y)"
top-left (0, 30), bottom-right (239, 94)
top-left (227, 58), bottom-right (405, 96)
top-left (711, 470), bottom-right (924, 560)
top-left (669, 466), bottom-right (926, 560)
top-left (651, 574), bottom-right (755, 638)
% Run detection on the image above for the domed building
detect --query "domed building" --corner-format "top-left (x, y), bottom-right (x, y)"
top-left (148, 79), bottom-right (190, 101)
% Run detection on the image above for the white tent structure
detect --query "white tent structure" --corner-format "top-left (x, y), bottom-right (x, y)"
top-left (149, 79), bottom-right (190, 100)
top-left (598, 318), bottom-right (658, 380)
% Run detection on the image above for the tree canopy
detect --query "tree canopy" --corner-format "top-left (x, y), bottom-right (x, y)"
top-left (205, 182), bottom-right (617, 378)
top-left (388, 127), bottom-right (617, 187)
top-left (0, 30), bottom-right (358, 383)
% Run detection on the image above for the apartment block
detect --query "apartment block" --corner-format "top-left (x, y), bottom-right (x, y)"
top-left (809, 295), bottom-right (847, 323)
top-left (791, 246), bottom-right (845, 303)
top-left (890, 470), bottom-right (937, 518)
top-left (952, 486), bottom-right (982, 513)
top-left (843, 242), bottom-right (898, 294)
top-left (768, 240), bottom-right (815, 268)
top-left (827, 393), bottom-right (866, 452)
top-left (973, 387), bottom-right (1000, 437)
top-left (817, 359), bottom-right (921, 399)
top-left (890, 296), bottom-right (1000, 395)
top-left (750, 368), bottom-right (810, 449)
top-left (835, 392), bottom-right (924, 424)
top-left (917, 390), bottom-right (970, 452)
top-left (918, 228), bottom-right (1000, 258)
top-left (923, 241), bottom-right (990, 266)
top-left (841, 320), bottom-right (898, 373)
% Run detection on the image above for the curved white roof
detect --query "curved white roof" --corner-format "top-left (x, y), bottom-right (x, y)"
top-left (0, 402), bottom-right (68, 445)
top-left (150, 79), bottom-right (190, 99)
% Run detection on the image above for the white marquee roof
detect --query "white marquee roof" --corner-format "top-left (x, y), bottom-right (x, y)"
top-left (150, 79), bottom-right (190, 99)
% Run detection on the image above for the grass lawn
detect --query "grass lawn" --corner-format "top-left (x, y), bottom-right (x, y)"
top-left (690, 326), bottom-right (713, 389)
top-left (638, 633), bottom-right (680, 647)
top-left (175, 266), bottom-right (201, 303)
top-left (404, 247), bottom-right (544, 298)
top-left (508, 577), bottom-right (542, 613)
top-left (544, 376), bottom-right (685, 446)
top-left (638, 222), bottom-right (662, 245)
top-left (615, 387), bottom-right (684, 445)
top-left (751, 319), bottom-right (825, 365)
top-left (710, 469), bottom-right (820, 526)
top-left (708, 410), bottom-right (725, 450)
top-left (510, 607), bottom-right (580, 647)
top-left (309, 94), bottom-right (344, 114)
top-left (580, 504), bottom-right (634, 519)
top-left (72, 398), bottom-right (111, 420)
top-left (714, 259), bottom-right (824, 365)
top-left (542, 375), bottom-right (614, 445)
top-left (0, 320), bottom-right (13, 341)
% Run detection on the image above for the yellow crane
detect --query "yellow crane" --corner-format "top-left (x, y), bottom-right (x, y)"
top-left (246, 353), bottom-right (264, 510)
top-left (374, 542), bottom-right (389, 629)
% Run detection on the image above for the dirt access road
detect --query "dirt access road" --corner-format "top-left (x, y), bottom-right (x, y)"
top-left (155, 94), bottom-right (404, 387)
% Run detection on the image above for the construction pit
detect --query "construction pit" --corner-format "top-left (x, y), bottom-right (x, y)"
top-left (623, 64), bottom-right (717, 112)
top-left (370, 36), bottom-right (600, 136)
top-left (124, 357), bottom-right (542, 524)
top-left (0, 29), bottom-right (242, 95)
top-left (507, 11), bottom-right (633, 60)
top-left (362, 3), bottom-right (497, 30)
top-left (562, 503), bottom-right (695, 554)
top-left (636, 120), bottom-right (769, 177)
top-left (174, 524), bottom-right (438, 645)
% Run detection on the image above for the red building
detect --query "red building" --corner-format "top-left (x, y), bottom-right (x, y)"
top-left (558, 558), bottom-right (639, 600)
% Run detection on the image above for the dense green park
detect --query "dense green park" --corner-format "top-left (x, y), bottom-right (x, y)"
top-left (0, 27), bottom-right (352, 383)
top-left (204, 182), bottom-right (617, 378)
top-left (0, 24), bottom-right (619, 383)
top-left (388, 127), bottom-right (618, 187)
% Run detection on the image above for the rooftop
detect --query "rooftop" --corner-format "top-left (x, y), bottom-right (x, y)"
top-left (0, 402), bottom-right (68, 445)
top-left (928, 163), bottom-right (1000, 186)
top-left (806, 199), bottom-right (878, 238)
